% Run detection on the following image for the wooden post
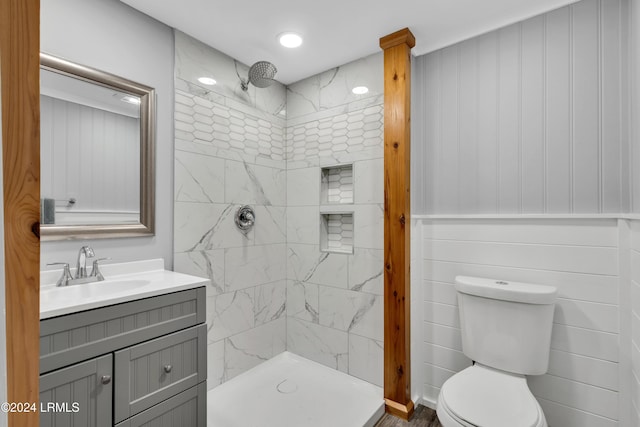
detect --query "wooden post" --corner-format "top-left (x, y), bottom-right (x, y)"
top-left (380, 28), bottom-right (415, 420)
top-left (0, 0), bottom-right (41, 425)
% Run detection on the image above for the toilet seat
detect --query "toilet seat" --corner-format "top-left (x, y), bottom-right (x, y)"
top-left (437, 364), bottom-right (546, 427)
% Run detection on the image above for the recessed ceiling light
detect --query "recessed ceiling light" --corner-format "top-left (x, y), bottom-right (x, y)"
top-left (121, 95), bottom-right (141, 105)
top-left (279, 109), bottom-right (286, 116)
top-left (352, 86), bottom-right (369, 95)
top-left (278, 32), bottom-right (303, 48)
top-left (198, 76), bottom-right (217, 86)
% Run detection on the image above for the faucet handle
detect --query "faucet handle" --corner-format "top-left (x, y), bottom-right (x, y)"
top-left (90, 258), bottom-right (111, 281)
top-left (47, 263), bottom-right (73, 287)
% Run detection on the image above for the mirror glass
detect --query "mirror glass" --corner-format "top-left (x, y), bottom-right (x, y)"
top-left (40, 53), bottom-right (155, 240)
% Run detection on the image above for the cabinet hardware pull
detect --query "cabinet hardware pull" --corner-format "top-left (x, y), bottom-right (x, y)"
top-left (101, 375), bottom-right (111, 385)
top-left (164, 364), bottom-right (172, 373)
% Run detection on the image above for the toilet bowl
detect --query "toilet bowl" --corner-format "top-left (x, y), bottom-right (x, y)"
top-left (436, 276), bottom-right (557, 427)
top-left (437, 364), bottom-right (547, 427)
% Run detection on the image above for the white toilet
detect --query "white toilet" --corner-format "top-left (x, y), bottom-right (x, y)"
top-left (436, 276), bottom-right (557, 427)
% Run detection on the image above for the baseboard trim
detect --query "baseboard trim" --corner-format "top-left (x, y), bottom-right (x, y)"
top-left (420, 396), bottom-right (437, 410)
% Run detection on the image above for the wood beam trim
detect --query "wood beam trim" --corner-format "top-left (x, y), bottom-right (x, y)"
top-left (384, 398), bottom-right (415, 420)
top-left (380, 27), bottom-right (415, 421)
top-left (379, 28), bottom-right (416, 50)
top-left (0, 0), bottom-right (41, 425)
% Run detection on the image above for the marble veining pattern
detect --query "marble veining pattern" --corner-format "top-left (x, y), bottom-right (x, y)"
top-left (349, 334), bottom-right (384, 387)
top-left (348, 249), bottom-right (384, 295)
top-left (224, 318), bottom-right (286, 381)
top-left (208, 289), bottom-right (254, 342)
top-left (225, 160), bottom-right (285, 206)
top-left (207, 340), bottom-right (225, 388)
top-left (286, 52), bottom-right (383, 121)
top-left (286, 317), bottom-right (349, 372)
top-left (287, 244), bottom-right (348, 288)
top-left (287, 281), bottom-right (319, 323)
top-left (175, 31), bottom-right (286, 117)
top-left (287, 168), bottom-right (320, 206)
top-left (319, 287), bottom-right (383, 341)
top-left (254, 281), bottom-right (286, 325)
top-left (175, 31), bottom-right (384, 390)
top-left (175, 150), bottom-right (225, 203)
top-left (173, 250), bottom-right (225, 295)
top-left (283, 52), bottom-right (384, 388)
top-left (174, 203), bottom-right (252, 253)
top-left (286, 206), bottom-right (320, 245)
top-left (225, 244), bottom-right (287, 291)
top-left (254, 206), bottom-right (287, 245)
top-left (174, 32), bottom-right (287, 390)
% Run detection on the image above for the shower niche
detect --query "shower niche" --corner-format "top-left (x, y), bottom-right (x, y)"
top-left (320, 164), bottom-right (354, 254)
top-left (321, 164), bottom-right (353, 204)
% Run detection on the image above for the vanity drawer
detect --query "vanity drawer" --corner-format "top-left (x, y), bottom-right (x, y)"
top-left (115, 383), bottom-right (206, 427)
top-left (40, 287), bottom-right (206, 374)
top-left (114, 324), bottom-right (206, 423)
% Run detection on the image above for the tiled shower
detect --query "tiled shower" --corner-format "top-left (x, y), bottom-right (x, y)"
top-left (171, 31), bottom-right (385, 388)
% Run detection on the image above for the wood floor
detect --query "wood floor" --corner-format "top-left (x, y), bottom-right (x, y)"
top-left (375, 405), bottom-right (443, 427)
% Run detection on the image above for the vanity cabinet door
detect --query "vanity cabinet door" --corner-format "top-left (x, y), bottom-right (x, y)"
top-left (115, 383), bottom-right (206, 427)
top-left (114, 324), bottom-right (206, 424)
top-left (40, 354), bottom-right (112, 427)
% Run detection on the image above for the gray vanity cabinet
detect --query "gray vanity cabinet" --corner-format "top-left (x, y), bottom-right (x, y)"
top-left (40, 354), bottom-right (112, 427)
top-left (40, 287), bottom-right (207, 427)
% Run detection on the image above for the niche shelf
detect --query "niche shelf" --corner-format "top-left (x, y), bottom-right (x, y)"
top-left (320, 212), bottom-right (354, 254)
top-left (321, 164), bottom-right (353, 205)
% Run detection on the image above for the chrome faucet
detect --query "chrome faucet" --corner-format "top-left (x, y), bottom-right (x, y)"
top-left (48, 245), bottom-right (108, 286)
top-left (75, 245), bottom-right (95, 278)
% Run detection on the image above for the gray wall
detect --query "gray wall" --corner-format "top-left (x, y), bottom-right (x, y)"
top-left (40, 0), bottom-right (174, 267)
top-left (413, 0), bottom-right (628, 215)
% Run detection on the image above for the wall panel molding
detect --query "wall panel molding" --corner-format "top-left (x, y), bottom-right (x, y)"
top-left (413, 0), bottom-right (627, 215)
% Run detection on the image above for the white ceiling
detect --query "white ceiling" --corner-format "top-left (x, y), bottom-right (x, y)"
top-left (121, 0), bottom-right (581, 85)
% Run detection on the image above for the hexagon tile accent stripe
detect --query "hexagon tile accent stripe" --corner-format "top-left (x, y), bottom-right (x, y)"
top-left (175, 90), bottom-right (285, 161)
top-left (286, 105), bottom-right (383, 162)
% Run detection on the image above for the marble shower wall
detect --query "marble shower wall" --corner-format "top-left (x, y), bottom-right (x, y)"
top-left (172, 31), bottom-right (287, 389)
top-left (285, 52), bottom-right (385, 387)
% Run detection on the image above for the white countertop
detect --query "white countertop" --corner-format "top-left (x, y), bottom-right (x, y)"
top-left (40, 259), bottom-right (209, 319)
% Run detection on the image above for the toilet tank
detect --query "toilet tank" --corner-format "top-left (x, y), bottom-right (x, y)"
top-left (455, 276), bottom-right (557, 376)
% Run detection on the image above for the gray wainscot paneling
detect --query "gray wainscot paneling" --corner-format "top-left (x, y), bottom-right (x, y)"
top-left (412, 0), bottom-right (628, 215)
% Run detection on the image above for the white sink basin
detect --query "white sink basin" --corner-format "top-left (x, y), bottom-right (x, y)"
top-left (41, 279), bottom-right (151, 302)
top-left (40, 259), bottom-right (210, 319)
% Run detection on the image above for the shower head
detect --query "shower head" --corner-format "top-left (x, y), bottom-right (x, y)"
top-left (241, 61), bottom-right (278, 91)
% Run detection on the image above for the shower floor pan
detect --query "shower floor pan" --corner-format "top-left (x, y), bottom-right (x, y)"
top-left (207, 351), bottom-right (384, 427)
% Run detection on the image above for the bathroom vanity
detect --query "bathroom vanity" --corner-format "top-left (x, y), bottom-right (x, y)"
top-left (39, 259), bottom-right (208, 427)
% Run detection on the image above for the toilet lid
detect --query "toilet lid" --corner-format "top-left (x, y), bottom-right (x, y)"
top-left (441, 365), bottom-right (541, 427)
